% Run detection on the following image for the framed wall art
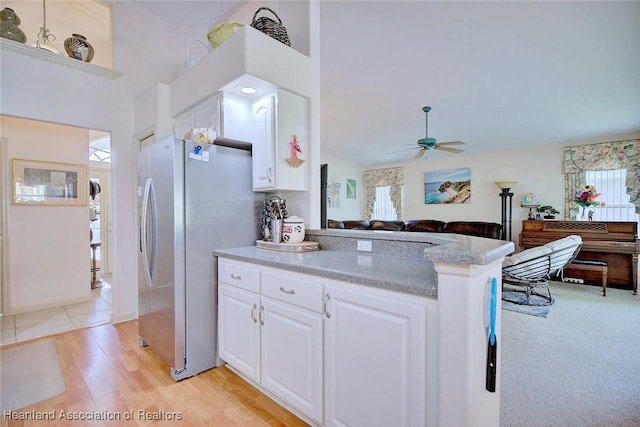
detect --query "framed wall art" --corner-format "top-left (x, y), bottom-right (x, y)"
top-left (424, 167), bottom-right (471, 204)
top-left (346, 178), bottom-right (357, 199)
top-left (12, 158), bottom-right (87, 206)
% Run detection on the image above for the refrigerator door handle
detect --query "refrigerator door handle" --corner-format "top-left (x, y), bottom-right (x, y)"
top-left (141, 178), bottom-right (158, 287)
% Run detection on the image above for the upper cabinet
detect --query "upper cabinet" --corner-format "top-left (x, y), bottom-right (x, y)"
top-left (167, 25), bottom-right (312, 193)
top-left (252, 89), bottom-right (308, 192)
top-left (173, 92), bottom-right (252, 145)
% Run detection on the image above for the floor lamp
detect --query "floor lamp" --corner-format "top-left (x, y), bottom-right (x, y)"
top-left (495, 181), bottom-right (517, 241)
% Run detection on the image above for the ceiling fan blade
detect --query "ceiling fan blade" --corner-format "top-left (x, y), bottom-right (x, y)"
top-left (435, 146), bottom-right (464, 154)
top-left (437, 141), bottom-right (465, 146)
top-left (387, 147), bottom-right (419, 154)
top-left (414, 148), bottom-right (426, 159)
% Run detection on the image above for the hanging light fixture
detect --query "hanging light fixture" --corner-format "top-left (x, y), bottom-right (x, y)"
top-left (31, 0), bottom-right (62, 54)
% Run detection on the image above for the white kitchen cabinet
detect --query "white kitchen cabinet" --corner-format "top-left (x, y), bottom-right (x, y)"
top-left (323, 282), bottom-right (429, 427)
top-left (219, 258), bottom-right (432, 427)
top-left (218, 283), bottom-right (261, 382)
top-left (218, 260), bottom-right (323, 424)
top-left (251, 95), bottom-right (275, 190)
top-left (261, 298), bottom-right (323, 423)
top-left (174, 92), bottom-right (251, 143)
top-left (251, 89), bottom-right (308, 191)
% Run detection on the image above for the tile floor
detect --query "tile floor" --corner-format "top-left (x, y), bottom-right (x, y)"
top-left (0, 280), bottom-right (112, 346)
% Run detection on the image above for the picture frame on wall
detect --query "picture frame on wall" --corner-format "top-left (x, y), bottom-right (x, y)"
top-left (346, 178), bottom-right (357, 199)
top-left (424, 167), bottom-right (471, 204)
top-left (12, 158), bottom-right (87, 206)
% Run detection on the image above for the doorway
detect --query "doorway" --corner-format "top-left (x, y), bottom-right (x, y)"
top-left (89, 133), bottom-right (113, 278)
top-left (0, 117), bottom-right (114, 345)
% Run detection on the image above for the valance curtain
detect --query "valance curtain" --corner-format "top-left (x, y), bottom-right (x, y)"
top-left (363, 167), bottom-right (404, 220)
top-left (561, 139), bottom-right (640, 217)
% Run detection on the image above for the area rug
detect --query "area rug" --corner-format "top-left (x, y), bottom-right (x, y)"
top-left (0, 339), bottom-right (66, 411)
top-left (502, 290), bottom-right (556, 318)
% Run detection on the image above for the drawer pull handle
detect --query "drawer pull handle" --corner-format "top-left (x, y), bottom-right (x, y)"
top-left (324, 293), bottom-right (332, 318)
top-left (251, 303), bottom-right (258, 323)
top-left (230, 273), bottom-right (242, 280)
top-left (279, 286), bottom-right (296, 295)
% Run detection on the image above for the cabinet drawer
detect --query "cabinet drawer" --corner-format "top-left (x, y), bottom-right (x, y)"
top-left (218, 259), bottom-right (260, 293)
top-left (262, 271), bottom-right (323, 313)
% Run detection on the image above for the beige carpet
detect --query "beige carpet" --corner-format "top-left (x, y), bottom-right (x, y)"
top-left (501, 281), bottom-right (640, 426)
top-left (0, 338), bottom-right (65, 411)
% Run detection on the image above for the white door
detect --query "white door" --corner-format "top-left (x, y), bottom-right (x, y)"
top-left (218, 283), bottom-right (261, 382)
top-left (261, 297), bottom-right (323, 424)
top-left (324, 284), bottom-right (428, 427)
top-left (89, 167), bottom-right (112, 276)
top-left (251, 96), bottom-right (275, 191)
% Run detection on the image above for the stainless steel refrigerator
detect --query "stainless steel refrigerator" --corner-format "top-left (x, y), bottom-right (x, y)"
top-left (137, 135), bottom-right (261, 380)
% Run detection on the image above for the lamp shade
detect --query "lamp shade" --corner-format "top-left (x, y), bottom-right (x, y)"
top-left (521, 192), bottom-right (540, 207)
top-left (495, 181), bottom-right (517, 190)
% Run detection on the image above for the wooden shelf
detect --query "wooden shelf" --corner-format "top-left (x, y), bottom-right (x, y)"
top-left (0, 38), bottom-right (122, 80)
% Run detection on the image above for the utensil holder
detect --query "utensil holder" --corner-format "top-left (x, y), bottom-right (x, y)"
top-left (271, 219), bottom-right (282, 243)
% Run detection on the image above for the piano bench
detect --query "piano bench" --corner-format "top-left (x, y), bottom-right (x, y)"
top-left (568, 260), bottom-right (608, 297)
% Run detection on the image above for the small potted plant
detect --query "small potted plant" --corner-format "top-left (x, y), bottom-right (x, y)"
top-left (537, 205), bottom-right (560, 219)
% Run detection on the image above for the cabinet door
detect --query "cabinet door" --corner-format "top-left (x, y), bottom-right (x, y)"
top-left (174, 110), bottom-right (195, 141)
top-left (324, 284), bottom-right (428, 427)
top-left (193, 94), bottom-right (221, 133)
top-left (252, 95), bottom-right (275, 191)
top-left (218, 284), bottom-right (261, 382)
top-left (261, 297), bottom-right (323, 424)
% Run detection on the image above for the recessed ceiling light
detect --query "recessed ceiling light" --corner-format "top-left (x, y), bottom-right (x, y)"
top-left (239, 85), bottom-right (257, 95)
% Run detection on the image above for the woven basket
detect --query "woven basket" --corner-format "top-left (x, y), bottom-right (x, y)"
top-left (250, 7), bottom-right (291, 46)
top-left (207, 21), bottom-right (243, 49)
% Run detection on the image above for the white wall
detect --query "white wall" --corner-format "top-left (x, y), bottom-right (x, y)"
top-left (0, 2), bottom-right (174, 322)
top-left (2, 117), bottom-right (91, 313)
top-left (329, 132), bottom-right (640, 244)
top-left (321, 146), bottom-right (364, 220)
top-left (0, 1), bottom-right (321, 322)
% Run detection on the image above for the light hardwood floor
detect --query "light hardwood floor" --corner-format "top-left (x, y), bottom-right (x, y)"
top-left (0, 321), bottom-right (308, 427)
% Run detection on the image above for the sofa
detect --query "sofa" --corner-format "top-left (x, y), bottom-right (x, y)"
top-left (328, 219), bottom-right (503, 240)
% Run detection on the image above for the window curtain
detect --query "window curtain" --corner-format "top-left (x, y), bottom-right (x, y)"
top-left (561, 139), bottom-right (640, 218)
top-left (363, 167), bottom-right (404, 220)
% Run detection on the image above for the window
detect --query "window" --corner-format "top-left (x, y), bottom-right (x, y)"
top-left (90, 136), bottom-right (111, 163)
top-left (586, 169), bottom-right (639, 225)
top-left (371, 186), bottom-right (400, 220)
top-left (363, 167), bottom-right (404, 220)
top-left (561, 140), bottom-right (639, 220)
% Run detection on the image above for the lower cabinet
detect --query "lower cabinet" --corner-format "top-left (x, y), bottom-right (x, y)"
top-left (261, 298), bottom-right (323, 422)
top-left (218, 261), bottom-right (323, 424)
top-left (218, 284), bottom-right (261, 382)
top-left (218, 259), bottom-right (431, 427)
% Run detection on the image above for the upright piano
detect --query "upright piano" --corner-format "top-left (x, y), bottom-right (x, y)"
top-left (519, 220), bottom-right (638, 293)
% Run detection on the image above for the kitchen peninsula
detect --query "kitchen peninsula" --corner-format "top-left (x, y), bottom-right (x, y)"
top-left (214, 229), bottom-right (514, 427)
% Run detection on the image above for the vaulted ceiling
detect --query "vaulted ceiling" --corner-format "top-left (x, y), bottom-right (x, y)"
top-left (15, 1), bottom-right (640, 167)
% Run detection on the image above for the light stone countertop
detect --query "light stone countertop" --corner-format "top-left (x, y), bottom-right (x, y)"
top-left (214, 232), bottom-right (514, 299)
top-left (214, 246), bottom-right (439, 298)
top-left (306, 228), bottom-right (515, 265)
top-left (422, 234), bottom-right (515, 265)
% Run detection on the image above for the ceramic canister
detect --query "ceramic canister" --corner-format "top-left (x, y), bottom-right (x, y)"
top-left (282, 216), bottom-right (305, 243)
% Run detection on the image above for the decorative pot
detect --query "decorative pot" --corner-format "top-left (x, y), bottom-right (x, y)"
top-left (282, 216), bottom-right (305, 243)
top-left (0, 8), bottom-right (27, 43)
top-left (64, 33), bottom-right (94, 62)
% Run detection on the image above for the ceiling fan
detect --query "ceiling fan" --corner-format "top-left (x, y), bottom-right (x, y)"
top-left (389, 106), bottom-right (466, 159)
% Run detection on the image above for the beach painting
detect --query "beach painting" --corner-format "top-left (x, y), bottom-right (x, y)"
top-left (424, 167), bottom-right (471, 204)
